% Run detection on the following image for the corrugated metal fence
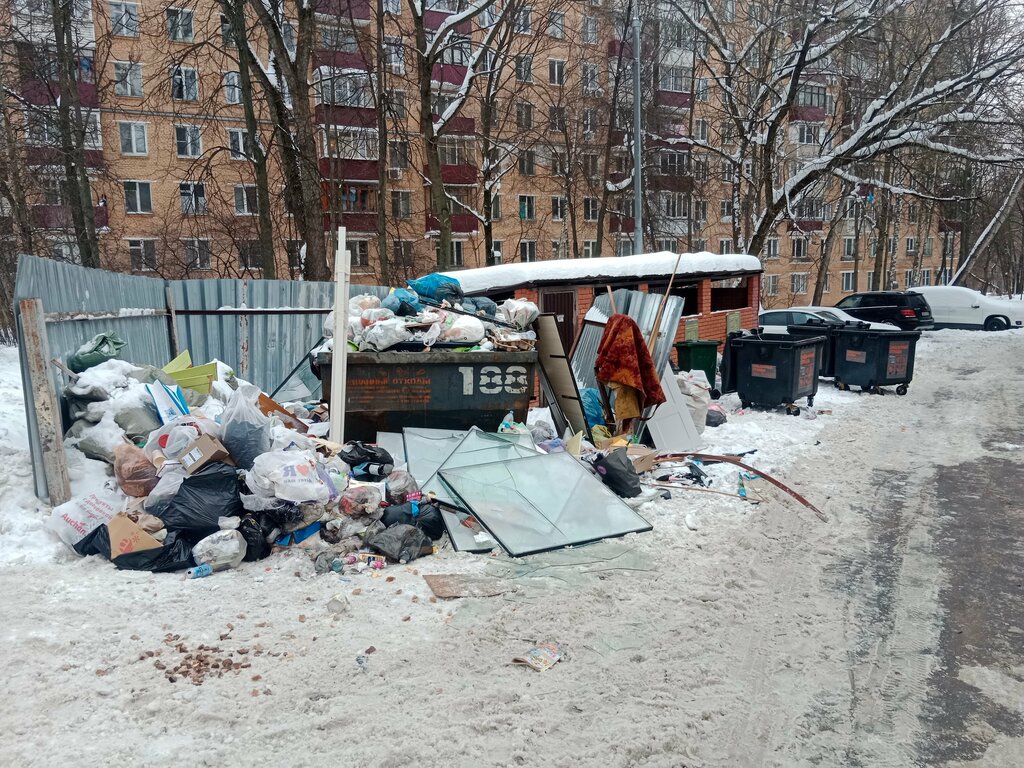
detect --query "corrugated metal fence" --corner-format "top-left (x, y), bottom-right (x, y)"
top-left (14, 254), bottom-right (386, 499)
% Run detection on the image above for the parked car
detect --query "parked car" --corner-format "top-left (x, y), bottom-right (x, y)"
top-left (913, 286), bottom-right (1024, 331)
top-left (757, 307), bottom-right (894, 335)
top-left (834, 291), bottom-right (934, 330)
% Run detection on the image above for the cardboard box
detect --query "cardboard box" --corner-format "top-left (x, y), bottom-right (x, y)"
top-left (107, 514), bottom-right (163, 558)
top-left (627, 446), bottom-right (659, 474)
top-left (258, 393), bottom-right (309, 434)
top-left (179, 434), bottom-right (234, 475)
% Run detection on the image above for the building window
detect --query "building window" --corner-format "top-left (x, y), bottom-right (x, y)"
top-left (583, 15), bottom-right (598, 43)
top-left (659, 192), bottom-right (686, 219)
top-left (110, 2), bottom-right (140, 37)
top-left (548, 59), bottom-right (565, 85)
top-left (50, 242), bottom-right (80, 264)
top-left (548, 105), bottom-right (566, 132)
top-left (659, 65), bottom-right (689, 93)
top-left (183, 238), bottom-right (211, 270)
top-left (386, 89), bottom-right (406, 118)
top-left (325, 127), bottom-right (378, 160)
top-left (114, 62), bottom-right (143, 97)
top-left (694, 119), bottom-right (709, 141)
top-left (40, 177), bottom-right (64, 205)
top-left (719, 238), bottom-right (733, 254)
top-left (223, 72), bottom-right (242, 104)
top-left (792, 237), bottom-right (808, 261)
top-left (516, 102), bottom-right (533, 129)
top-left (924, 237), bottom-right (934, 257)
top-left (582, 108), bottom-right (599, 135)
top-left (515, 55), bottom-right (533, 82)
top-left (584, 197), bottom-right (599, 221)
top-left (616, 239), bottom-right (634, 257)
top-left (763, 274), bottom-right (779, 296)
top-left (843, 237), bottom-right (856, 260)
top-left (234, 184), bottom-right (258, 215)
top-left (797, 85), bottom-right (827, 108)
top-left (582, 63), bottom-right (599, 94)
top-left (519, 151), bottom-right (536, 176)
top-left (551, 240), bottom-right (562, 259)
top-left (791, 272), bottom-right (808, 294)
top-left (237, 241), bottom-right (261, 271)
top-left (391, 190), bottom-right (411, 219)
top-left (520, 240), bottom-right (537, 262)
top-left (693, 199), bottom-right (708, 221)
top-left (123, 181), bottom-right (152, 214)
top-left (118, 122), bottom-right (147, 155)
top-left (866, 271), bottom-right (877, 291)
top-left (515, 6), bottom-right (532, 33)
top-left (166, 8), bottom-right (194, 42)
top-left (794, 197), bottom-right (826, 221)
top-left (906, 236), bottom-right (917, 255)
top-left (720, 160), bottom-right (735, 182)
top-left (720, 199), bottom-right (733, 219)
top-left (389, 140), bottom-right (410, 170)
top-left (551, 196), bottom-right (565, 221)
top-left (796, 123), bottom-right (819, 144)
top-left (228, 128), bottom-right (253, 160)
top-left (435, 241), bottom-right (464, 267)
top-left (765, 237), bottom-right (779, 260)
top-left (487, 241), bottom-right (503, 265)
top-left (349, 241), bottom-right (370, 268)
top-left (392, 239), bottom-right (414, 269)
top-left (315, 68), bottom-right (370, 107)
top-left (841, 271), bottom-right (855, 292)
top-left (491, 194), bottom-right (502, 220)
top-left (920, 268), bottom-right (931, 286)
top-left (174, 125), bottom-right (201, 158)
top-left (382, 37), bottom-right (405, 74)
top-left (179, 182), bottom-right (207, 215)
top-left (171, 65), bottom-right (198, 101)
top-left (518, 195), bottom-right (536, 220)
top-left (582, 153), bottom-right (598, 177)
top-left (656, 238), bottom-right (676, 252)
top-left (547, 11), bottom-right (564, 38)
top-left (437, 137), bottom-right (468, 165)
top-left (128, 239), bottom-right (157, 271)
top-left (659, 151), bottom-right (687, 176)
top-left (220, 14), bottom-right (235, 45)
top-left (583, 240), bottom-right (598, 258)
top-left (904, 269), bottom-right (915, 288)
top-left (551, 152), bottom-right (567, 176)
top-left (695, 78), bottom-right (709, 101)
top-left (721, 0), bottom-right (736, 21)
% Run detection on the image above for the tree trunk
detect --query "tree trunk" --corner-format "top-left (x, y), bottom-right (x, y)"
top-left (228, 0), bottom-right (275, 278)
top-left (51, 0), bottom-right (97, 267)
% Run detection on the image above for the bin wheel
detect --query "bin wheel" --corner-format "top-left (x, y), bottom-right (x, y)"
top-left (896, 384), bottom-right (909, 396)
top-left (807, 396), bottom-right (815, 407)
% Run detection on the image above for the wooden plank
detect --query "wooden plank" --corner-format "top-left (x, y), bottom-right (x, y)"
top-left (19, 298), bottom-right (71, 506)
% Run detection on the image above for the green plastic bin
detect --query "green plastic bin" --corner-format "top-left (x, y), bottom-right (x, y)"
top-left (674, 340), bottom-right (720, 394)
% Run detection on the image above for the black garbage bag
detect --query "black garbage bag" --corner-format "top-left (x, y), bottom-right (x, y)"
top-left (340, 442), bottom-right (394, 481)
top-left (592, 448), bottom-right (642, 498)
top-left (367, 523), bottom-right (434, 563)
top-left (157, 462), bottom-right (243, 543)
top-left (238, 514), bottom-right (275, 561)
top-left (381, 500), bottom-right (446, 540)
top-left (74, 526), bottom-right (194, 573)
top-left (705, 409), bottom-right (727, 427)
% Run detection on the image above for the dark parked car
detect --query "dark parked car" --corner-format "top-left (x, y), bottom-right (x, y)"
top-left (834, 291), bottom-right (934, 330)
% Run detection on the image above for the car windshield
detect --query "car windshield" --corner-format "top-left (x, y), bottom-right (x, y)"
top-left (907, 294), bottom-right (929, 309)
top-left (815, 310), bottom-right (840, 322)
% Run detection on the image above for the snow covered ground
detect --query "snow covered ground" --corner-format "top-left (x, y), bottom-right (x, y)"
top-left (0, 331), bottom-right (1022, 767)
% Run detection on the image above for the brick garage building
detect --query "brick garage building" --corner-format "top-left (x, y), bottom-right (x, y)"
top-left (447, 250), bottom-right (762, 352)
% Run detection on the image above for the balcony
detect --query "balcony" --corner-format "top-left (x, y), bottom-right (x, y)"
top-left (432, 63), bottom-right (469, 86)
top-left (790, 105), bottom-right (827, 123)
top-left (25, 146), bottom-right (104, 168)
top-left (319, 158), bottom-right (380, 181)
top-left (29, 203), bottom-right (108, 230)
top-left (436, 115), bottom-right (475, 135)
top-left (608, 40), bottom-right (633, 58)
top-left (423, 164), bottom-right (478, 184)
top-left (608, 215), bottom-right (635, 234)
top-left (19, 78), bottom-right (98, 108)
top-left (426, 213), bottom-right (479, 234)
top-left (316, 104), bottom-right (376, 128)
top-left (787, 219), bottom-right (824, 232)
top-left (318, 0), bottom-right (371, 22)
top-left (313, 50), bottom-right (371, 71)
top-left (424, 10), bottom-right (471, 34)
top-left (656, 90), bottom-right (692, 110)
top-left (322, 211), bottom-right (377, 232)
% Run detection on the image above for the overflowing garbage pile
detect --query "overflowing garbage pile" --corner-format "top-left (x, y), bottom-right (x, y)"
top-left (319, 273), bottom-right (540, 354)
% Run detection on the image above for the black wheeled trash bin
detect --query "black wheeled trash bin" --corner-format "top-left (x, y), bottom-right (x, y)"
top-left (728, 332), bottom-right (826, 414)
top-left (785, 320), bottom-right (838, 377)
top-left (832, 328), bottom-right (920, 395)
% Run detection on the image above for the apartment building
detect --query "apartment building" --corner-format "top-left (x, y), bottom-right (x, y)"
top-left (1, 0), bottom-right (958, 304)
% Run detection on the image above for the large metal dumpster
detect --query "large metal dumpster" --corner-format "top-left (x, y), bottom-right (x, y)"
top-left (316, 351), bottom-right (538, 441)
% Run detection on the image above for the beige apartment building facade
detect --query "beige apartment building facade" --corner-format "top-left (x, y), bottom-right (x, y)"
top-left (3, 0), bottom-right (958, 305)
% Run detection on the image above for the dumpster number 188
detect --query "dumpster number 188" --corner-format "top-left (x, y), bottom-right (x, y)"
top-left (458, 365), bottom-right (529, 395)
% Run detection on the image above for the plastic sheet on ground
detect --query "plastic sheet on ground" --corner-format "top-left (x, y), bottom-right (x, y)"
top-left (438, 452), bottom-right (652, 557)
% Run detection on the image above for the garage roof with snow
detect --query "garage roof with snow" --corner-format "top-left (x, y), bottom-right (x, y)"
top-left (443, 251), bottom-right (763, 295)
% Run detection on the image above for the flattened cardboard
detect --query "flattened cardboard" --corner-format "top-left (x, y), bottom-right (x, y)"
top-left (179, 434), bottom-right (234, 475)
top-left (258, 394), bottom-right (309, 434)
top-left (107, 514), bottom-right (162, 558)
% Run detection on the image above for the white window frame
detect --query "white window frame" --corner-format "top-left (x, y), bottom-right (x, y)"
top-left (183, 237), bottom-right (211, 270)
top-left (520, 240), bottom-right (537, 262)
top-left (223, 71), bottom-right (242, 104)
top-left (583, 240), bottom-right (598, 258)
top-left (110, 1), bottom-right (139, 37)
top-left (171, 65), bottom-right (198, 101)
top-left (114, 61), bottom-right (143, 97)
top-left (791, 272), bottom-right (808, 295)
top-left (179, 181), bottom-right (207, 215)
top-left (515, 6), bottom-right (532, 34)
top-left (764, 274), bottom-right (779, 296)
top-left (166, 7), bottom-right (194, 42)
top-left (515, 55), bottom-right (533, 82)
top-left (841, 271), bottom-right (855, 292)
top-left (174, 124), bottom-right (201, 158)
top-left (583, 15), bottom-right (598, 43)
top-left (518, 195), bottom-right (536, 220)
top-left (792, 237), bottom-right (808, 261)
top-left (128, 238), bottom-right (157, 271)
top-left (584, 197), bottom-right (599, 221)
top-left (391, 190), bottom-right (412, 219)
top-left (118, 121), bottom-right (147, 155)
top-left (547, 11), bottom-right (565, 38)
top-left (765, 237), bottom-right (779, 260)
top-left (123, 180), bottom-right (152, 214)
top-left (234, 184), bottom-right (258, 215)
top-left (548, 59), bottom-right (565, 86)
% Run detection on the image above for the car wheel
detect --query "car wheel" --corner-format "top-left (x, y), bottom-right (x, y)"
top-left (984, 316), bottom-right (1010, 331)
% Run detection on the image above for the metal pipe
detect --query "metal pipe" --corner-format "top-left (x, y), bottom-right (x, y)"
top-left (632, 0), bottom-right (644, 255)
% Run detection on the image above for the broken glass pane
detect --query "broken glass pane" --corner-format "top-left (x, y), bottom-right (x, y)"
top-left (439, 452), bottom-right (652, 556)
top-left (401, 427), bottom-right (467, 484)
top-left (422, 427), bottom-right (538, 508)
top-left (374, 431), bottom-right (406, 466)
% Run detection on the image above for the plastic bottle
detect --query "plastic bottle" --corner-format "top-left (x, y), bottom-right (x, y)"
top-left (186, 563), bottom-right (213, 579)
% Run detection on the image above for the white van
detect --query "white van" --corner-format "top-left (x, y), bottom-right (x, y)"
top-left (914, 286), bottom-right (1024, 331)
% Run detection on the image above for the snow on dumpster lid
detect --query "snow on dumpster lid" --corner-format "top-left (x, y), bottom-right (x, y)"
top-left (442, 251), bottom-right (762, 295)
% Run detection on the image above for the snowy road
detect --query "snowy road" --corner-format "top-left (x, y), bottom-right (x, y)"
top-left (0, 331), bottom-right (1022, 767)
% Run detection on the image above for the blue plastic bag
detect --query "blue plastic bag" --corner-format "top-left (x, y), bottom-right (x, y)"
top-left (581, 388), bottom-right (606, 430)
top-left (407, 273), bottom-right (464, 303)
top-left (382, 287), bottom-right (423, 314)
